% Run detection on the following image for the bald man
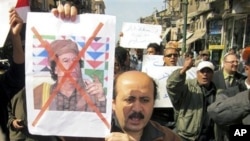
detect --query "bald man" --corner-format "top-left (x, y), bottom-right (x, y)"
top-left (106, 71), bottom-right (181, 141)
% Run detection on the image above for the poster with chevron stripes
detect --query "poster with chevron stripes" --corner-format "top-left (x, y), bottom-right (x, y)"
top-left (25, 12), bottom-right (115, 138)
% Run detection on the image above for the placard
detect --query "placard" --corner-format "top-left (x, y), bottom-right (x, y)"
top-left (25, 12), bottom-right (115, 137)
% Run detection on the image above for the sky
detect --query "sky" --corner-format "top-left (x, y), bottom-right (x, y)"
top-left (104, 0), bottom-right (165, 39)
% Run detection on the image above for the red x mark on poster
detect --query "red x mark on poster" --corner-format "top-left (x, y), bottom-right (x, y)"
top-left (30, 22), bottom-right (110, 129)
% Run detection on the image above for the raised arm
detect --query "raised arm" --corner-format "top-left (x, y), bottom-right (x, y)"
top-left (166, 57), bottom-right (193, 107)
top-left (9, 8), bottom-right (24, 64)
top-left (0, 8), bottom-right (25, 100)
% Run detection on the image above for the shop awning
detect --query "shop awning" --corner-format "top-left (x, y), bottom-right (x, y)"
top-left (178, 30), bottom-right (206, 48)
top-left (178, 31), bottom-right (193, 43)
top-left (222, 13), bottom-right (247, 19)
top-left (186, 30), bottom-right (206, 45)
top-left (187, 9), bottom-right (210, 18)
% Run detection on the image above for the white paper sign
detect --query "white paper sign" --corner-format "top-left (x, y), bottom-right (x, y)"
top-left (120, 22), bottom-right (162, 49)
top-left (142, 55), bottom-right (188, 72)
top-left (0, 0), bottom-right (18, 47)
top-left (142, 55), bottom-right (197, 107)
top-left (25, 12), bottom-right (115, 138)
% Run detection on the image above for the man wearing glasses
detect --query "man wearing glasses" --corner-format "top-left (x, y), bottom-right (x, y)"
top-left (212, 52), bottom-right (246, 141)
top-left (150, 45), bottom-right (179, 130)
top-left (208, 49), bottom-right (250, 141)
top-left (223, 53), bottom-right (242, 88)
top-left (163, 47), bottom-right (179, 66)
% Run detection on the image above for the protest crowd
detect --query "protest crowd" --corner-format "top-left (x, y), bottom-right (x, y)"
top-left (1, 0), bottom-right (250, 141)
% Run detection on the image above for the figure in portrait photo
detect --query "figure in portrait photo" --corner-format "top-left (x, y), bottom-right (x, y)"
top-left (33, 39), bottom-right (106, 112)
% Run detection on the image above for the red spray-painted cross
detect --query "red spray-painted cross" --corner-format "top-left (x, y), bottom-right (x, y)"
top-left (31, 22), bottom-right (110, 129)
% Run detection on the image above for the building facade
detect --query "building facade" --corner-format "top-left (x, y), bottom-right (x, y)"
top-left (147, 0), bottom-right (250, 66)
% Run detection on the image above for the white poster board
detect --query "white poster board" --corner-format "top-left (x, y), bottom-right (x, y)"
top-left (25, 12), bottom-right (115, 138)
top-left (120, 22), bottom-right (162, 48)
top-left (142, 55), bottom-right (188, 72)
top-left (0, 0), bottom-right (17, 47)
top-left (142, 55), bottom-right (197, 107)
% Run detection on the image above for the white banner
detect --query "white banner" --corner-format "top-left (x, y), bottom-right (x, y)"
top-left (142, 55), bottom-right (197, 107)
top-left (0, 0), bottom-right (17, 47)
top-left (142, 55), bottom-right (187, 72)
top-left (120, 22), bottom-right (162, 49)
top-left (25, 12), bottom-right (115, 137)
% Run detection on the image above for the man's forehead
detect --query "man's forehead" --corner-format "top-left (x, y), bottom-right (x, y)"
top-left (119, 89), bottom-right (154, 98)
top-left (117, 79), bottom-right (153, 88)
top-left (147, 47), bottom-right (155, 50)
top-left (225, 54), bottom-right (237, 60)
top-left (116, 73), bottom-right (153, 89)
top-left (117, 71), bottom-right (149, 80)
top-left (165, 48), bottom-right (177, 53)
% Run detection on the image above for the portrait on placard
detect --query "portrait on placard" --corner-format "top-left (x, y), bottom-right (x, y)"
top-left (32, 36), bottom-right (107, 112)
top-left (25, 12), bottom-right (115, 138)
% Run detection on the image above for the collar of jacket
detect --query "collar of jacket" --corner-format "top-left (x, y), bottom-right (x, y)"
top-left (223, 70), bottom-right (247, 81)
top-left (111, 116), bottom-right (165, 141)
top-left (200, 83), bottom-right (217, 97)
top-left (188, 79), bottom-right (217, 98)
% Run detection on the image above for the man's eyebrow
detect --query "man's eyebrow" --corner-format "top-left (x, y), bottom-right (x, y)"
top-left (127, 95), bottom-right (150, 98)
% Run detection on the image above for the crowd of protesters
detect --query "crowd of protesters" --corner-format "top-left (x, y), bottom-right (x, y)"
top-left (116, 39), bottom-right (250, 141)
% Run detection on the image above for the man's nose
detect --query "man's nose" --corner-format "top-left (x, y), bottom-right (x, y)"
top-left (132, 101), bottom-right (142, 112)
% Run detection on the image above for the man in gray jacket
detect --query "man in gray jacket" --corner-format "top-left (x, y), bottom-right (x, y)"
top-left (167, 58), bottom-right (217, 141)
top-left (207, 90), bottom-right (250, 141)
top-left (207, 49), bottom-right (250, 141)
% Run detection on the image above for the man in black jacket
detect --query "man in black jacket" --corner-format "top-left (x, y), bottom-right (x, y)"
top-left (0, 8), bottom-right (25, 140)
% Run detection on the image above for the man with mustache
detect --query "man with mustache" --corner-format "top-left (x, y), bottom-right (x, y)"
top-left (106, 71), bottom-right (181, 141)
top-left (33, 39), bottom-right (106, 112)
top-left (167, 59), bottom-right (217, 141)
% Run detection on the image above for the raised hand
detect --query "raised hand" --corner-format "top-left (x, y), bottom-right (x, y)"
top-left (9, 8), bottom-right (23, 36)
top-left (9, 8), bottom-right (24, 64)
top-left (51, 1), bottom-right (78, 21)
top-left (180, 56), bottom-right (194, 74)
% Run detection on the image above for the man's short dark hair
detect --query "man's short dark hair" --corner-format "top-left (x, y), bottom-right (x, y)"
top-left (115, 46), bottom-right (129, 71)
top-left (185, 51), bottom-right (194, 58)
top-left (147, 43), bottom-right (161, 53)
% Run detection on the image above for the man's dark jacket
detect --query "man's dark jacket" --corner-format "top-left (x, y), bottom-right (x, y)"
top-left (0, 61), bottom-right (24, 138)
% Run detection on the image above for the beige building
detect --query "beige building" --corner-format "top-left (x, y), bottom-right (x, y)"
top-left (140, 0), bottom-right (250, 67)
